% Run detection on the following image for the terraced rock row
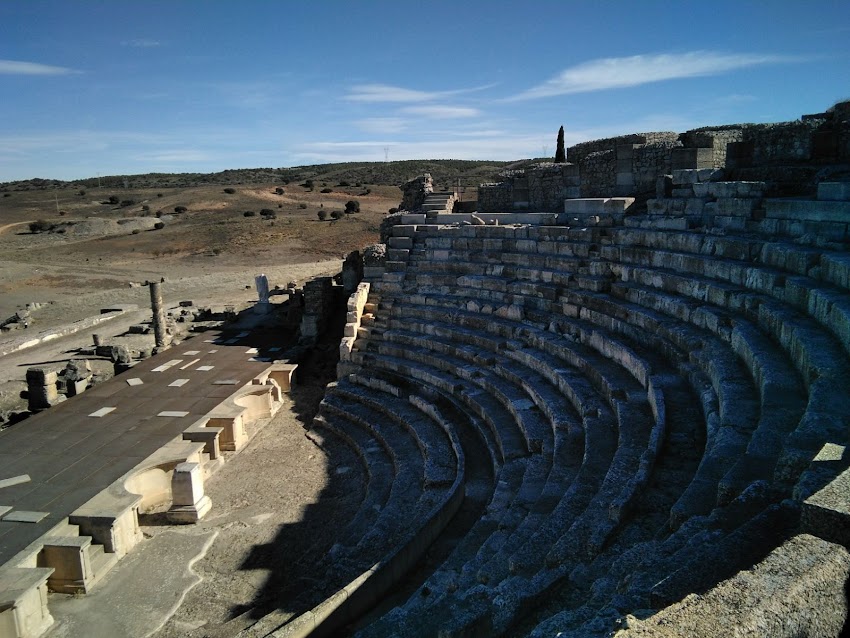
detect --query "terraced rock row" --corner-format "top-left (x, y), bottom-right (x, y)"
top-left (291, 219), bottom-right (850, 637)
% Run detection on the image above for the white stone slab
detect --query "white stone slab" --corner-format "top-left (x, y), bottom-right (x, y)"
top-left (245, 348), bottom-right (259, 354)
top-left (0, 506), bottom-right (11, 519)
top-left (268, 347), bottom-right (281, 352)
top-left (213, 380), bottom-right (238, 385)
top-left (126, 378), bottom-right (144, 387)
top-left (89, 407), bottom-right (117, 418)
top-left (249, 357), bottom-right (271, 363)
top-left (224, 338), bottom-right (239, 344)
top-left (208, 349), bottom-right (218, 354)
top-left (0, 475), bottom-right (30, 490)
top-left (204, 339), bottom-right (216, 343)
top-left (179, 358), bottom-right (200, 370)
top-left (183, 350), bottom-right (200, 356)
top-left (169, 379), bottom-right (190, 387)
top-left (3, 510), bottom-right (48, 523)
top-left (152, 359), bottom-right (183, 372)
top-left (196, 365), bottom-right (214, 371)
top-left (157, 411), bottom-right (190, 418)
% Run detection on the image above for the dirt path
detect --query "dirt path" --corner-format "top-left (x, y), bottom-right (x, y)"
top-left (0, 220), bottom-right (30, 236)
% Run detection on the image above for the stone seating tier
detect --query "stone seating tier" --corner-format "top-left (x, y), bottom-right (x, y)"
top-left (338, 219), bottom-right (850, 636)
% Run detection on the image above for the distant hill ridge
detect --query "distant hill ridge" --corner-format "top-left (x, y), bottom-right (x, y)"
top-left (0, 159), bottom-right (545, 192)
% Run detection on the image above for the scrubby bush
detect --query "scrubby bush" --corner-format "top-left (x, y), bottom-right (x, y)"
top-left (302, 179), bottom-right (314, 189)
top-left (2, 193), bottom-right (10, 198)
top-left (243, 210), bottom-right (256, 217)
top-left (338, 180), bottom-right (350, 187)
top-left (223, 187), bottom-right (236, 194)
top-left (142, 204), bottom-right (150, 212)
top-left (317, 210), bottom-right (327, 221)
top-left (174, 205), bottom-right (187, 213)
top-left (299, 203), bottom-right (308, 209)
top-left (345, 199), bottom-right (360, 214)
top-left (108, 195), bottom-right (120, 205)
top-left (120, 199), bottom-right (135, 207)
top-left (388, 207), bottom-right (399, 214)
top-left (320, 187), bottom-right (333, 193)
top-left (131, 229), bottom-right (141, 234)
top-left (155, 210), bottom-right (163, 217)
top-left (154, 222), bottom-right (165, 230)
top-left (157, 193), bottom-right (163, 197)
top-left (278, 203), bottom-right (283, 208)
top-left (29, 219), bottom-right (54, 233)
top-left (275, 187), bottom-right (285, 195)
top-left (78, 189), bottom-right (86, 196)
top-left (260, 209), bottom-right (276, 219)
top-left (330, 210), bottom-right (343, 220)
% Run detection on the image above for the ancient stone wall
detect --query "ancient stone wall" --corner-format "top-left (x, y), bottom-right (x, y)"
top-left (580, 149), bottom-right (616, 197)
top-left (679, 127), bottom-right (744, 168)
top-left (567, 132), bottom-right (678, 164)
top-left (477, 181), bottom-right (513, 213)
top-left (400, 173), bottom-right (433, 211)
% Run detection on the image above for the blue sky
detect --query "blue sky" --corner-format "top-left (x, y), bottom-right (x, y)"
top-left (1, 0), bottom-right (848, 181)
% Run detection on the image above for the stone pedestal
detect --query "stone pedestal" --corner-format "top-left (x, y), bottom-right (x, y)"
top-left (167, 462), bottom-right (211, 523)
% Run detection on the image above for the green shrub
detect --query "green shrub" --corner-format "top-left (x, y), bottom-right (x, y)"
top-left (317, 210), bottom-right (327, 221)
top-left (2, 193), bottom-right (10, 198)
top-left (330, 210), bottom-right (343, 220)
top-left (244, 210), bottom-right (256, 217)
top-left (120, 199), bottom-right (135, 207)
top-left (388, 207), bottom-right (399, 214)
top-left (223, 187), bottom-right (236, 194)
top-left (275, 187), bottom-right (285, 195)
top-left (154, 222), bottom-right (165, 230)
top-left (299, 203), bottom-right (308, 209)
top-left (174, 205), bottom-right (187, 213)
top-left (78, 190), bottom-right (86, 196)
top-left (338, 180), bottom-right (350, 187)
top-left (320, 187), bottom-right (333, 193)
top-left (142, 204), bottom-right (150, 212)
top-left (108, 195), bottom-right (119, 204)
top-left (260, 209), bottom-right (276, 219)
top-left (131, 229), bottom-right (141, 234)
top-left (345, 200), bottom-right (360, 214)
top-left (157, 193), bottom-right (163, 197)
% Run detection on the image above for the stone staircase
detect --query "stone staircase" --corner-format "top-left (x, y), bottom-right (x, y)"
top-left (420, 192), bottom-right (457, 217)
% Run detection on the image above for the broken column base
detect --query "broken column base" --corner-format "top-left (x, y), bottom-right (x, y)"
top-left (167, 495), bottom-right (212, 524)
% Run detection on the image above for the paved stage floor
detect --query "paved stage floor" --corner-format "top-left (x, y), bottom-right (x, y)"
top-left (0, 328), bottom-right (285, 565)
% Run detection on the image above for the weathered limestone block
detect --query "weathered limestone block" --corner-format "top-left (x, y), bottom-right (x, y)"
top-left (167, 462), bottom-right (211, 523)
top-left (615, 534), bottom-right (850, 638)
top-left (818, 181), bottom-right (850, 201)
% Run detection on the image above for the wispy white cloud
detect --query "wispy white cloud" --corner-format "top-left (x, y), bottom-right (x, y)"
top-left (134, 149), bottom-right (212, 163)
top-left (122, 38), bottom-right (161, 48)
top-left (345, 82), bottom-right (496, 103)
top-left (506, 51), bottom-right (802, 101)
top-left (0, 59), bottom-right (79, 75)
top-left (355, 117), bottom-right (409, 134)
top-left (401, 105), bottom-right (480, 119)
top-left (292, 133), bottom-right (550, 163)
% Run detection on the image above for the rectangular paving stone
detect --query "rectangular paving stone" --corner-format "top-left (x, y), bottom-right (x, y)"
top-left (183, 350), bottom-right (200, 355)
top-left (152, 360), bottom-right (183, 372)
top-left (126, 378), bottom-right (144, 386)
top-left (157, 411), bottom-right (190, 418)
top-left (3, 510), bottom-right (48, 523)
top-left (196, 365), bottom-right (215, 371)
top-left (268, 347), bottom-right (281, 352)
top-left (208, 349), bottom-right (218, 353)
top-left (0, 475), bottom-right (30, 490)
top-left (89, 407), bottom-right (116, 418)
top-left (213, 379), bottom-right (238, 385)
top-left (179, 358), bottom-right (200, 370)
top-left (245, 348), bottom-right (259, 354)
top-left (169, 379), bottom-right (190, 387)
top-left (0, 506), bottom-right (11, 519)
